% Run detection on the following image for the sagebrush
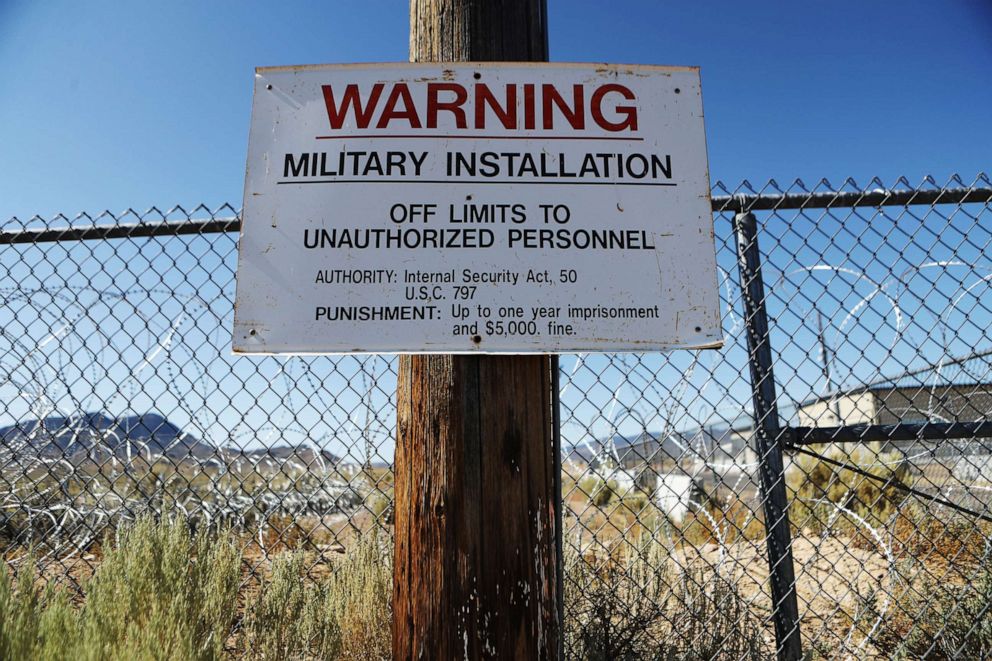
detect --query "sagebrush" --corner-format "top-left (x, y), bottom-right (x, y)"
top-left (0, 516), bottom-right (391, 660)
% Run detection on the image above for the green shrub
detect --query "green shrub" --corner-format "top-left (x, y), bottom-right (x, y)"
top-left (578, 476), bottom-right (620, 507)
top-left (241, 529), bottom-right (391, 661)
top-left (1, 517), bottom-right (394, 660)
top-left (365, 493), bottom-right (391, 520)
top-left (0, 515), bottom-right (788, 661)
top-left (81, 516), bottom-right (241, 660)
top-left (0, 560), bottom-right (78, 660)
top-left (788, 444), bottom-right (909, 533)
top-left (240, 552), bottom-right (341, 660)
top-left (0, 515), bottom-right (241, 660)
top-left (325, 530), bottom-right (392, 660)
top-left (872, 558), bottom-right (992, 659)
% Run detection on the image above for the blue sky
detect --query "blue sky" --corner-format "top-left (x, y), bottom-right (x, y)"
top-left (1, 0), bottom-right (989, 220)
top-left (0, 1), bottom-right (989, 457)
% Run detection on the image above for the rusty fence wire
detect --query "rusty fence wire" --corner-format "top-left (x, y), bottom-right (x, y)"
top-left (1, 174), bottom-right (991, 659)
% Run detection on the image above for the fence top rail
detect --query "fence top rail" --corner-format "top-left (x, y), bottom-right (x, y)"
top-left (2, 178), bottom-right (989, 245)
top-left (711, 185), bottom-right (992, 213)
top-left (788, 420), bottom-right (992, 445)
top-left (0, 217), bottom-right (240, 245)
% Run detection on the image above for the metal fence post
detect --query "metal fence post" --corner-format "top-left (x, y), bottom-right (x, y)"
top-left (732, 210), bottom-right (804, 660)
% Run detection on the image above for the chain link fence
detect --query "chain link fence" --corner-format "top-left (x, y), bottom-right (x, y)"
top-left (1, 174), bottom-right (991, 659)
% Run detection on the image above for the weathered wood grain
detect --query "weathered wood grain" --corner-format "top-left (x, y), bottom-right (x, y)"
top-left (394, 5), bottom-right (557, 659)
top-left (394, 355), bottom-right (558, 659)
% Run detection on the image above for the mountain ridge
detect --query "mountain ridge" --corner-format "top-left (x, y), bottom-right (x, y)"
top-left (0, 412), bottom-right (343, 466)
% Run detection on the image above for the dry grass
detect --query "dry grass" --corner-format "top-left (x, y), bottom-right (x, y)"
top-left (564, 535), bottom-right (771, 660)
top-left (3, 483), bottom-right (990, 660)
top-left (563, 457), bottom-right (992, 659)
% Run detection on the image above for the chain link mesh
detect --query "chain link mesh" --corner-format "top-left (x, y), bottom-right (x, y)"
top-left (1, 174), bottom-right (990, 658)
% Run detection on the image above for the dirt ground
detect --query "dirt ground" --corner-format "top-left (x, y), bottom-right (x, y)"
top-left (677, 528), bottom-right (984, 658)
top-left (691, 535), bottom-right (887, 639)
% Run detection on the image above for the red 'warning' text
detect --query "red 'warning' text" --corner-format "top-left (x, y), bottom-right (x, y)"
top-left (321, 82), bottom-right (639, 132)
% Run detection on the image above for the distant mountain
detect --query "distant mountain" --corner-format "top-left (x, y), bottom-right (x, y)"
top-left (0, 412), bottom-right (346, 468)
top-left (567, 427), bottom-right (741, 467)
top-left (0, 412), bottom-right (216, 461)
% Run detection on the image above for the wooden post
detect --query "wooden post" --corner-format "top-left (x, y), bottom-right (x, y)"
top-left (394, 2), bottom-right (559, 660)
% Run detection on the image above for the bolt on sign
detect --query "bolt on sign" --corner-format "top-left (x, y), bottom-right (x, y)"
top-left (233, 63), bottom-right (722, 353)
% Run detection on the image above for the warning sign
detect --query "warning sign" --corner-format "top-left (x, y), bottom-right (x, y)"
top-left (233, 62), bottom-right (721, 353)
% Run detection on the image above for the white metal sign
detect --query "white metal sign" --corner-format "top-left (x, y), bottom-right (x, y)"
top-left (233, 62), bottom-right (722, 353)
